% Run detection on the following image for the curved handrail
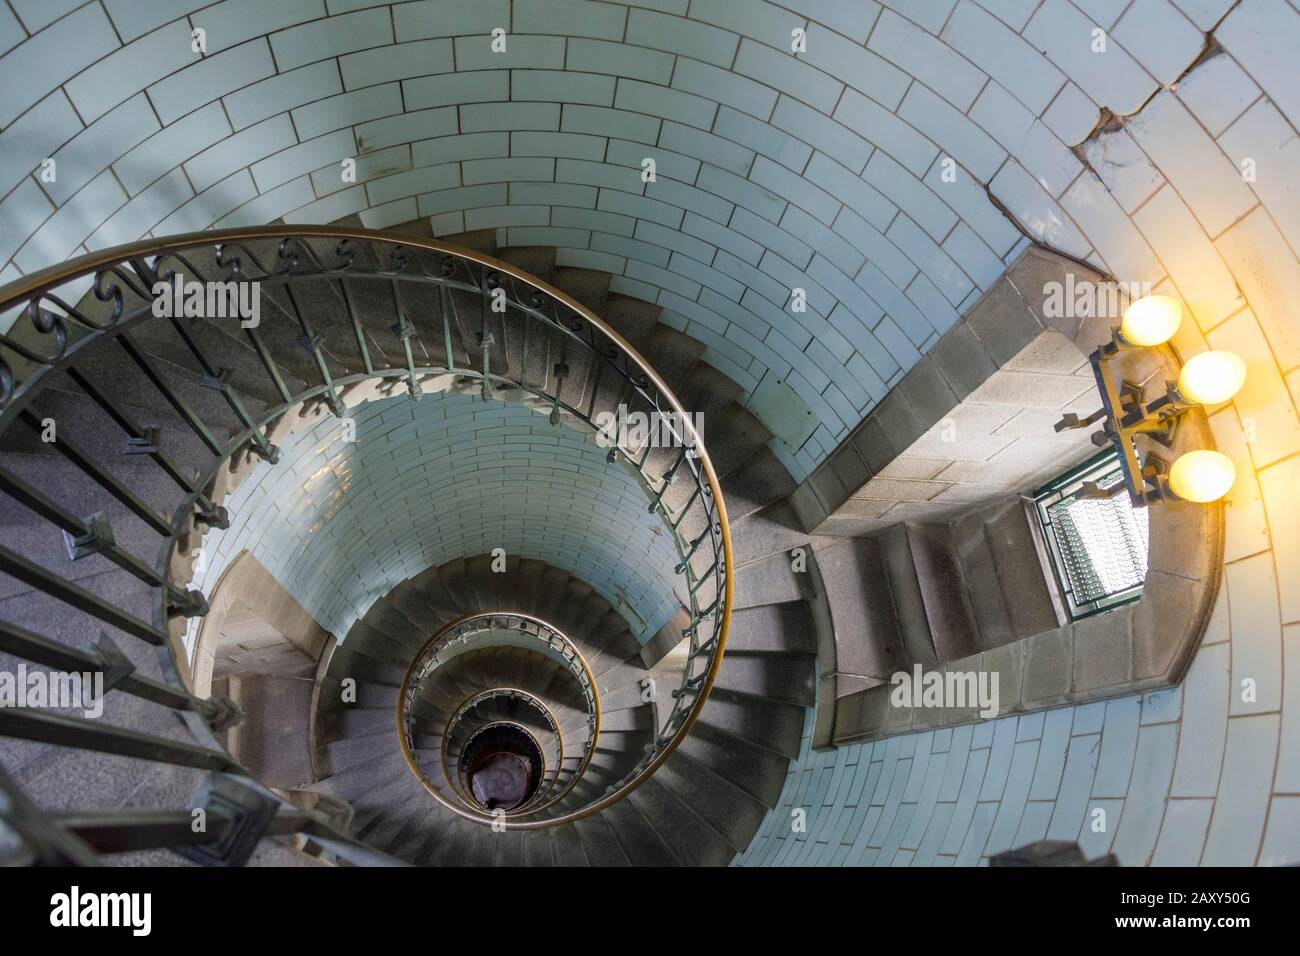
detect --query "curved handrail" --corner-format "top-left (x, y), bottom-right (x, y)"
top-left (0, 225), bottom-right (733, 840)
top-left (401, 611), bottom-right (598, 819)
top-left (439, 688), bottom-right (566, 811)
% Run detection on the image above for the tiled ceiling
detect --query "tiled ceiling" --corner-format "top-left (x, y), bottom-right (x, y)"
top-left (0, 0), bottom-right (1296, 486)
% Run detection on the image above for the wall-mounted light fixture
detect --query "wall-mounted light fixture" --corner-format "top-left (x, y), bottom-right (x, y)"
top-left (1055, 295), bottom-right (1245, 506)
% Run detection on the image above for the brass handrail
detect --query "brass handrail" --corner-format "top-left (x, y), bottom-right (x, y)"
top-left (0, 224), bottom-right (733, 842)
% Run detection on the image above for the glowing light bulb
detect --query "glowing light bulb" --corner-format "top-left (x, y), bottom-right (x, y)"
top-left (1120, 295), bottom-right (1182, 347)
top-left (1177, 351), bottom-right (1247, 405)
top-left (1168, 450), bottom-right (1236, 503)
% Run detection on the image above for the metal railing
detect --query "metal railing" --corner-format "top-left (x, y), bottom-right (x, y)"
top-left (438, 687), bottom-right (566, 813)
top-left (402, 612), bottom-right (596, 818)
top-left (0, 225), bottom-right (732, 858)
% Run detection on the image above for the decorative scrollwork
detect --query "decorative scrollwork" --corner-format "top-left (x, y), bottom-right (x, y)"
top-left (6, 301), bottom-right (69, 363)
top-left (0, 355), bottom-right (12, 408)
top-left (387, 245), bottom-right (408, 273)
top-left (91, 269), bottom-right (131, 324)
top-left (334, 239), bottom-right (356, 271)
top-left (214, 243), bottom-right (242, 279)
top-left (274, 238), bottom-right (301, 275)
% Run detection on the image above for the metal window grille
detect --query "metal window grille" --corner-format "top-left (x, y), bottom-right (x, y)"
top-left (1033, 448), bottom-right (1148, 621)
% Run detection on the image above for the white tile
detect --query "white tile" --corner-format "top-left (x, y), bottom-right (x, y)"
top-left (13, 170), bottom-right (125, 273)
top-left (103, 0), bottom-right (212, 42)
top-left (250, 130), bottom-right (357, 192)
top-left (515, 0), bottom-right (627, 39)
top-left (148, 38), bottom-right (276, 125)
top-left (0, 92), bottom-right (83, 198)
top-left (1043, 83), bottom-right (1101, 147)
top-left (1060, 173), bottom-right (1164, 287)
top-left (1080, 129), bottom-right (1162, 213)
top-left (40, 95), bottom-right (159, 206)
top-left (9, 0), bottom-right (82, 33)
top-left (1202, 714), bottom-right (1278, 865)
top-left (510, 69), bottom-right (615, 107)
top-left (1217, 0), bottom-right (1300, 133)
top-left (1205, 306), bottom-right (1300, 469)
top-left (1151, 798), bottom-right (1212, 864)
top-left (1024, 0), bottom-right (1157, 115)
top-left (801, 23), bottom-right (910, 111)
top-left (193, 0), bottom-right (323, 55)
top-left (454, 33), bottom-right (566, 71)
top-left (271, 7), bottom-right (393, 70)
top-left (566, 37), bottom-right (671, 82)
top-left (1125, 91), bottom-right (1257, 238)
top-left (1177, 53), bottom-right (1261, 137)
top-left (0, 180), bottom-right (53, 266)
top-left (1259, 794), bottom-right (1300, 865)
top-left (971, 81), bottom-right (1080, 197)
top-left (0, 4), bottom-right (21, 59)
top-left (184, 115), bottom-right (297, 193)
top-left (988, 162), bottom-right (1091, 260)
top-left (403, 71), bottom-right (509, 110)
top-left (340, 39), bottom-right (453, 89)
top-left (1132, 185), bottom-right (1244, 330)
top-left (1113, 0), bottom-right (1205, 85)
top-left (1208, 409), bottom-right (1273, 564)
top-left (223, 60), bottom-right (342, 131)
top-left (838, 89), bottom-right (940, 178)
top-left (1091, 698), bottom-right (1141, 798)
top-left (65, 20), bottom-right (197, 123)
top-left (1170, 641), bottom-right (1230, 797)
top-left (869, 8), bottom-right (985, 111)
top-left (1045, 733), bottom-right (1099, 839)
top-left (1112, 722), bottom-right (1177, 865)
top-left (215, 176), bottom-right (316, 228)
top-left (1171, 0), bottom-right (1236, 29)
top-left (733, 38), bottom-right (841, 114)
top-left (900, 84), bottom-right (1004, 184)
top-left (392, 0), bottom-right (510, 41)
top-left (292, 84), bottom-right (404, 140)
top-left (671, 58), bottom-right (775, 120)
top-left (940, 0), bottom-right (1065, 114)
top-left (0, 3), bottom-right (119, 127)
top-left (1226, 552), bottom-right (1284, 716)
top-left (1219, 99), bottom-right (1300, 265)
top-left (689, 0), bottom-right (805, 49)
top-left (86, 168), bottom-right (193, 250)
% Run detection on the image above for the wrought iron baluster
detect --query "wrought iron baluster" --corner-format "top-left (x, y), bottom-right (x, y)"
top-left (0, 708), bottom-right (236, 771)
top-left (241, 324), bottom-right (294, 408)
top-left (0, 622), bottom-right (235, 726)
top-left (0, 544), bottom-right (167, 644)
top-left (115, 335), bottom-right (223, 456)
top-left (480, 271), bottom-right (497, 401)
top-left (0, 467), bottom-right (201, 612)
top-left (278, 281), bottom-right (344, 417)
top-left (17, 409), bottom-right (172, 537)
top-left (336, 275), bottom-right (374, 375)
top-left (390, 279), bottom-right (420, 400)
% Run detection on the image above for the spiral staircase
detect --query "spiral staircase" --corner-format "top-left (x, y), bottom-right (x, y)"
top-left (0, 223), bottom-right (820, 866)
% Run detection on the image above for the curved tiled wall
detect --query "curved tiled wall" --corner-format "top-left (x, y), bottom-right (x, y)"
top-left (2, 0), bottom-right (1298, 865)
top-left (184, 392), bottom-right (683, 653)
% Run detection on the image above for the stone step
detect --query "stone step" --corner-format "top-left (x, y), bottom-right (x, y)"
top-left (879, 521), bottom-right (981, 665)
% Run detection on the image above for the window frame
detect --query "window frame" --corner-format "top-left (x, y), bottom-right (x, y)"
top-left (1031, 446), bottom-right (1148, 622)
